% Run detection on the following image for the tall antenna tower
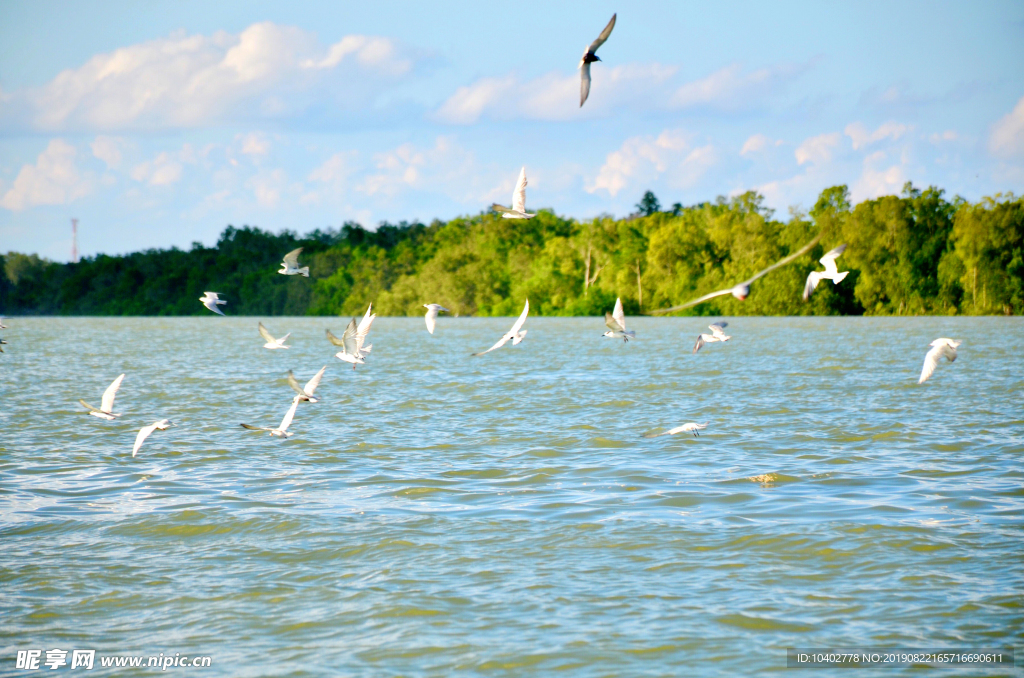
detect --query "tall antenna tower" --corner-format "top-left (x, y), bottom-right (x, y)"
top-left (71, 218), bottom-right (79, 263)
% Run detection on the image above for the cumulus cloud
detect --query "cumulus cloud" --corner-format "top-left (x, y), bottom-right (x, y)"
top-left (587, 129), bottom-right (716, 197)
top-left (845, 121), bottom-right (909, 150)
top-left (929, 130), bottom-right (958, 144)
top-left (850, 151), bottom-right (907, 202)
top-left (239, 132), bottom-right (271, 156)
top-left (91, 135), bottom-right (128, 169)
top-left (671, 61), bottom-right (813, 111)
top-left (740, 133), bottom-right (782, 156)
top-left (795, 132), bottom-right (841, 166)
top-left (989, 94), bottom-right (1024, 157)
top-left (435, 63), bottom-right (677, 123)
top-left (2, 22), bottom-right (420, 132)
top-left (1, 139), bottom-right (92, 210)
top-left (130, 145), bottom-right (199, 186)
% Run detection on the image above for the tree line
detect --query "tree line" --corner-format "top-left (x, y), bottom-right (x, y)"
top-left (2, 184), bottom-right (1020, 317)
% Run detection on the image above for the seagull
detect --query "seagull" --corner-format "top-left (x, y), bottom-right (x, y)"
top-left (644, 422), bottom-right (708, 438)
top-left (603, 297), bottom-right (635, 342)
top-left (327, 304), bottom-right (375, 361)
top-left (473, 299), bottom-right (529, 356)
top-left (423, 304), bottom-right (450, 334)
top-left (491, 167), bottom-right (535, 219)
top-left (693, 323), bottom-right (730, 354)
top-left (803, 244), bottom-right (849, 301)
top-left (258, 322), bottom-right (291, 349)
top-left (132, 419), bottom-right (173, 457)
top-left (199, 291), bottom-right (227, 316)
top-left (651, 232), bottom-right (823, 314)
top-left (579, 13), bottom-right (616, 107)
top-left (288, 366), bottom-right (326, 402)
top-left (278, 247), bottom-right (309, 277)
top-left (919, 338), bottom-right (961, 384)
top-left (241, 396), bottom-right (302, 438)
top-left (334, 318), bottom-right (366, 368)
top-left (79, 374), bottom-right (125, 420)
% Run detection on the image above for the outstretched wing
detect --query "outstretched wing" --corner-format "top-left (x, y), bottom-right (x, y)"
top-left (101, 374), bottom-right (125, 412)
top-left (258, 322), bottom-right (275, 343)
top-left (512, 167), bottom-right (528, 213)
top-left (651, 288), bottom-right (734, 314)
top-left (743, 232), bottom-right (823, 286)
top-left (304, 366), bottom-right (326, 396)
top-left (133, 423), bottom-right (159, 457)
top-left (326, 329), bottom-right (345, 346)
top-left (425, 307), bottom-right (438, 334)
top-left (473, 335), bottom-right (510, 357)
top-left (709, 323), bottom-right (727, 334)
top-left (588, 13), bottom-right (616, 54)
top-left (492, 203), bottom-right (514, 215)
top-left (282, 247), bottom-right (303, 267)
top-left (580, 62), bottom-right (592, 107)
top-left (803, 271), bottom-right (821, 301)
top-left (79, 399), bottom-right (100, 413)
top-left (509, 299), bottom-right (530, 336)
top-left (605, 312), bottom-right (624, 332)
top-left (342, 318), bottom-right (361, 356)
top-left (278, 396), bottom-right (300, 432)
top-left (286, 370), bottom-right (305, 396)
top-left (693, 334), bottom-right (706, 354)
top-left (919, 345), bottom-right (943, 384)
top-left (240, 423), bottom-right (271, 431)
top-left (612, 297), bottom-right (626, 332)
top-left (819, 243), bottom-right (847, 275)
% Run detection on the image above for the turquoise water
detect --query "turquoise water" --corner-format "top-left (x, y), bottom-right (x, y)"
top-left (1, 316), bottom-right (1021, 676)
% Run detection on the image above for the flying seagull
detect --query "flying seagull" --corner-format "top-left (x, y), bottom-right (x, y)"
top-left (199, 291), bottom-right (227, 316)
top-left (258, 322), bottom-right (291, 349)
top-left (79, 374), bottom-right (125, 420)
top-left (473, 299), bottom-right (529, 356)
top-left (693, 322), bottom-right (730, 354)
top-left (651, 232), bottom-right (823, 314)
top-left (492, 167), bottom-right (535, 219)
top-left (423, 304), bottom-right (450, 334)
top-left (288, 366), bottom-right (326, 403)
top-left (132, 419), bottom-right (173, 457)
top-left (327, 304), bottom-right (375, 360)
top-left (803, 244), bottom-right (849, 301)
top-left (919, 338), bottom-right (961, 384)
top-left (241, 396), bottom-right (302, 438)
top-left (644, 422), bottom-right (708, 438)
top-left (579, 13), bottom-right (616, 107)
top-left (334, 318), bottom-right (366, 368)
top-left (279, 248), bottom-right (309, 277)
top-left (603, 297), bottom-right (635, 342)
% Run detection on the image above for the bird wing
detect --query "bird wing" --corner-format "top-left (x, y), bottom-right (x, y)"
top-left (511, 167), bottom-right (528, 213)
top-left (282, 247), bottom-right (303, 267)
top-left (919, 344), bottom-right (944, 384)
top-left (325, 329), bottom-right (345, 346)
top-left (356, 305), bottom-right (376, 348)
top-left (341, 318), bottom-right (361, 355)
top-left (101, 374), bottom-right (125, 412)
top-left (605, 312), bottom-right (624, 332)
top-left (509, 299), bottom-right (530, 336)
top-left (258, 322), bottom-right (275, 343)
top-left (278, 397), bottom-right (300, 432)
top-left (819, 243), bottom-right (847, 275)
top-left (693, 334), bottom-right (706, 354)
top-left (205, 299), bottom-right (225, 315)
top-left (651, 288), bottom-right (734, 314)
top-left (708, 323), bottom-right (727, 334)
top-left (803, 271), bottom-right (822, 301)
top-left (588, 13), bottom-right (616, 53)
top-left (277, 332), bottom-right (291, 345)
top-left (425, 307), bottom-right (438, 334)
top-left (79, 399), bottom-right (100, 413)
top-left (473, 334), bottom-right (511, 357)
top-left (203, 291), bottom-right (220, 300)
top-left (742, 231), bottom-right (823, 286)
top-left (133, 423), bottom-right (159, 457)
top-left (580, 62), bottom-right (592, 107)
top-left (612, 297), bottom-right (626, 332)
top-left (492, 203), bottom-right (515, 215)
top-left (286, 370), bottom-right (305, 396)
top-left (304, 366), bottom-right (326, 395)
top-left (240, 423), bottom-right (272, 431)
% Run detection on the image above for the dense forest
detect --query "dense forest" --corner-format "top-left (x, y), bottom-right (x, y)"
top-left (2, 184), bottom-right (1021, 317)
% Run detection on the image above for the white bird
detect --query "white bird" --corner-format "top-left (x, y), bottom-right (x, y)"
top-left (334, 318), bottom-right (366, 368)
top-left (241, 396), bottom-right (302, 438)
top-left (919, 338), bottom-right (961, 384)
top-left (278, 247), bottom-right (309, 277)
top-left (423, 304), bottom-right (450, 334)
top-left (803, 244), bottom-right (849, 301)
top-left (579, 13), bottom-right (616, 107)
top-left (327, 304), bottom-right (375, 360)
top-left (288, 366), bottom-right (326, 402)
top-left (644, 422), bottom-right (708, 438)
top-left (693, 323), bottom-right (730, 354)
top-left (0, 316), bottom-right (7, 329)
top-left (79, 374), bottom-right (125, 420)
top-left (603, 297), bottom-right (635, 342)
top-left (258, 322), bottom-right (291, 349)
top-left (199, 291), bottom-right (227, 316)
top-left (132, 419), bottom-right (173, 457)
top-left (473, 299), bottom-right (529, 356)
top-left (652, 233), bottom-right (824, 314)
top-left (491, 167), bottom-right (535, 219)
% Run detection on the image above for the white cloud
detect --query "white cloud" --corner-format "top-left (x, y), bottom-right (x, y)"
top-left (587, 129), bottom-right (716, 197)
top-left (3, 22), bottom-right (420, 132)
top-left (671, 61), bottom-right (811, 110)
top-left (929, 130), bottom-right (958, 144)
top-left (435, 63), bottom-right (677, 124)
top-left (130, 148), bottom-right (190, 186)
top-left (989, 95), bottom-right (1024, 157)
top-left (1, 139), bottom-right (92, 210)
top-left (239, 132), bottom-right (271, 156)
top-left (795, 132), bottom-right (841, 166)
top-left (845, 121), bottom-right (909, 150)
top-left (740, 133), bottom-right (782, 156)
top-left (850, 151), bottom-right (907, 202)
top-left (247, 169), bottom-right (290, 208)
top-left (91, 135), bottom-right (127, 169)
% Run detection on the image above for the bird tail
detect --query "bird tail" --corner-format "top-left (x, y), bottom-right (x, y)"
top-left (833, 271), bottom-right (849, 284)
top-left (299, 267), bottom-right (309, 277)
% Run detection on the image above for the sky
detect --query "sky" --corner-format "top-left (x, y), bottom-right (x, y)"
top-left (1, 0), bottom-right (1022, 261)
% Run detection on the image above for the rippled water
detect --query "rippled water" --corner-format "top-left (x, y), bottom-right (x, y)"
top-left (1, 316), bottom-right (1022, 676)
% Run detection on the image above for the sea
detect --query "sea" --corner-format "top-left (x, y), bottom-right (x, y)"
top-left (1, 316), bottom-right (1021, 676)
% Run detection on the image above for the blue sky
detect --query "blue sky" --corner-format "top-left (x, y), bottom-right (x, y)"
top-left (1, 0), bottom-right (1022, 260)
